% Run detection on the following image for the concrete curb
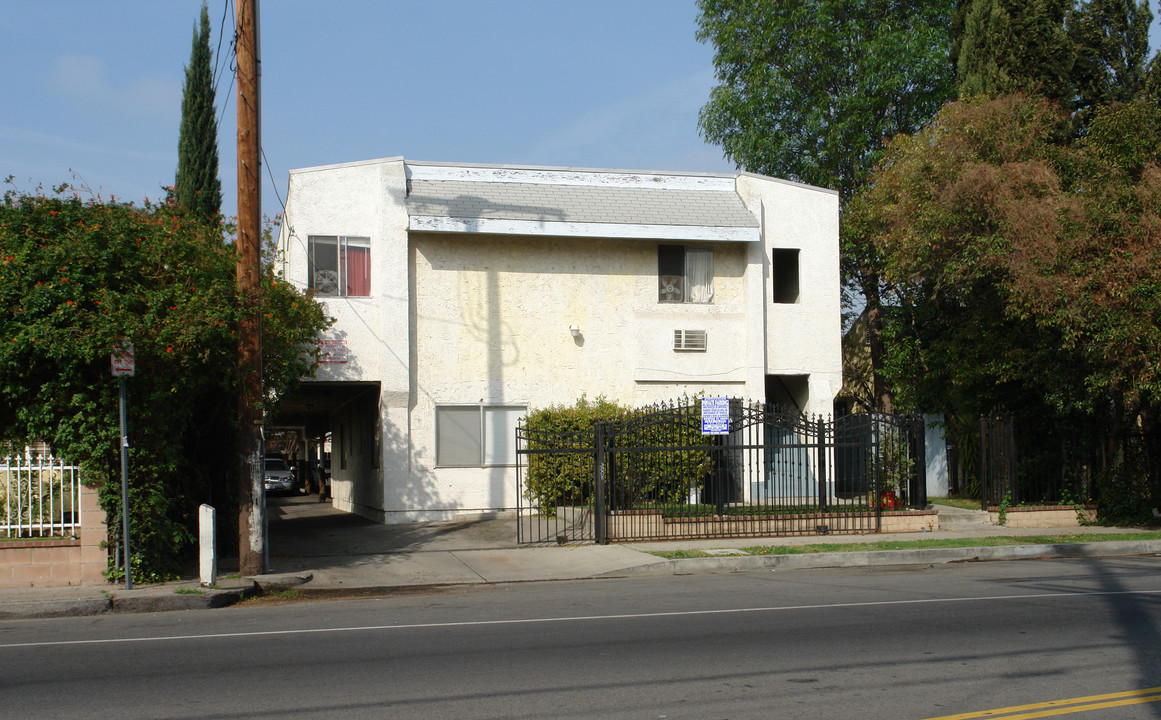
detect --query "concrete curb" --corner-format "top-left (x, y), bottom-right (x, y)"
top-left (0, 597), bottom-right (112, 620)
top-left (0, 581), bottom-right (259, 620)
top-left (5, 539), bottom-right (1159, 619)
top-left (251, 571), bottom-right (314, 593)
top-left (110, 585), bottom-right (256, 614)
top-left (602, 539), bottom-right (1161, 578)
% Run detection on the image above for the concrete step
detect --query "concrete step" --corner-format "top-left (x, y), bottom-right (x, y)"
top-left (935, 505), bottom-right (994, 527)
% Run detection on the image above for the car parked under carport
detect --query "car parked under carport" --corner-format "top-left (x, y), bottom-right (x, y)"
top-left (263, 457), bottom-right (296, 494)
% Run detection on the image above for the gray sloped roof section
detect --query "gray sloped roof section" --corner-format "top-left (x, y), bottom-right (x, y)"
top-left (406, 180), bottom-right (759, 228)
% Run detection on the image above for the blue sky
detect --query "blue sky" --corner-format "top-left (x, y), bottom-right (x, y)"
top-left (1, 1), bottom-right (729, 221)
top-left (2, 1), bottom-right (1159, 223)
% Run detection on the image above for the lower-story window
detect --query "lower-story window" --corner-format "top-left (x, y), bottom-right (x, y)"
top-left (436, 404), bottom-right (527, 467)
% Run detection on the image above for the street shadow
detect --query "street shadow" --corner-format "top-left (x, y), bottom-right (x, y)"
top-left (965, 553), bottom-right (1161, 715)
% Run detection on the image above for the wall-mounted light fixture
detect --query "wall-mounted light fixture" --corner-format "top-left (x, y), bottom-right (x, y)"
top-left (569, 325), bottom-right (580, 337)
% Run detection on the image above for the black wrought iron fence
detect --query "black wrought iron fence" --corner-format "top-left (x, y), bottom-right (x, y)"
top-left (516, 399), bottom-right (926, 544)
top-left (978, 413), bottom-right (1098, 509)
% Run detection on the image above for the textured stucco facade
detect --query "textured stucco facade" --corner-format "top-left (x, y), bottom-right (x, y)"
top-left (278, 159), bottom-right (841, 523)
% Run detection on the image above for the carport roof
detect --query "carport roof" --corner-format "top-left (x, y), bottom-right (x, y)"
top-left (269, 381), bottom-right (380, 429)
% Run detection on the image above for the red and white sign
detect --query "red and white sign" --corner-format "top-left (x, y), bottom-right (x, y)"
top-left (317, 338), bottom-right (350, 364)
top-left (111, 342), bottom-right (136, 377)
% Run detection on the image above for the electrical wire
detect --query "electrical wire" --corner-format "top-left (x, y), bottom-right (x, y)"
top-left (261, 146), bottom-right (286, 216)
top-left (214, 0), bottom-right (237, 135)
top-left (212, 0), bottom-right (232, 93)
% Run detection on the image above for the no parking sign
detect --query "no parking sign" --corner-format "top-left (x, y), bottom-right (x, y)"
top-left (701, 397), bottom-right (730, 435)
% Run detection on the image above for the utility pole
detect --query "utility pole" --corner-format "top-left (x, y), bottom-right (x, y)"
top-left (236, 0), bottom-right (265, 575)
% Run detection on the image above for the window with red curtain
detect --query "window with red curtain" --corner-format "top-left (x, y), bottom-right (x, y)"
top-left (308, 236), bottom-right (370, 297)
top-left (343, 241), bottom-right (370, 297)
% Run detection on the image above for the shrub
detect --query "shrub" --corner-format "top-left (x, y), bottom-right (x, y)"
top-left (521, 396), bottom-right (712, 511)
top-left (0, 184), bottom-right (329, 580)
top-left (521, 396), bottom-right (623, 511)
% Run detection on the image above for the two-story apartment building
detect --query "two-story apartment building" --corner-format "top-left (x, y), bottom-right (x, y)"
top-left (276, 158), bottom-right (841, 523)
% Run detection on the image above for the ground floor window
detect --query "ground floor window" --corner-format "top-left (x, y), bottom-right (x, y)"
top-left (435, 404), bottom-right (527, 467)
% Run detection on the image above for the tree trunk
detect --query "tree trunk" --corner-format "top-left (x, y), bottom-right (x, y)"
top-left (864, 280), bottom-right (894, 414)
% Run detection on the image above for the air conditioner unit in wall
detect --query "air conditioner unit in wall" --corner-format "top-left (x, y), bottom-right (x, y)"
top-left (673, 329), bottom-right (707, 352)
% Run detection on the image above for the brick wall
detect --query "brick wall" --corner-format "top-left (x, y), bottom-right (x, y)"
top-left (0, 483), bottom-right (108, 588)
top-left (988, 505), bottom-right (1097, 528)
top-left (605, 509), bottom-right (940, 540)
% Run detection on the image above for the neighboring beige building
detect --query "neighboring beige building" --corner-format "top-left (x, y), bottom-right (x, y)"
top-left (276, 158), bottom-right (841, 523)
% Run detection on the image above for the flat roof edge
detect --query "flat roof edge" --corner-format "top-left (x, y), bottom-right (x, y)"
top-left (284, 158), bottom-right (834, 196)
top-left (288, 156), bottom-right (406, 175)
top-left (737, 171), bottom-right (839, 196)
top-left (404, 159), bottom-right (740, 180)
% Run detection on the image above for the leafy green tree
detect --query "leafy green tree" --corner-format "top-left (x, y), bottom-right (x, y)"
top-left (697, 0), bottom-right (957, 201)
top-left (175, 2), bottom-right (222, 224)
top-left (954, 0), bottom-right (1153, 121)
top-left (850, 93), bottom-right (1161, 503)
top-left (696, 0), bottom-right (958, 411)
top-left (0, 184), bottom-right (328, 580)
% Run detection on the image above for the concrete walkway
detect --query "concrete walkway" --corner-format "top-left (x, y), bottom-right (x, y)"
top-left (3, 496), bottom-right (1158, 619)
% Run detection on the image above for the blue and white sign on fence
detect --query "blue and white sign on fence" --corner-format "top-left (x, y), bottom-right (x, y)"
top-left (701, 397), bottom-right (730, 435)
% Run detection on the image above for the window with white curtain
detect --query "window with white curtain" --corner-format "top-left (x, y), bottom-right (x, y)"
top-left (658, 245), bottom-right (713, 304)
top-left (435, 405), bottom-right (527, 467)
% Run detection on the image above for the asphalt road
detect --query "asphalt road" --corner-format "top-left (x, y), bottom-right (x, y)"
top-left (4, 556), bottom-right (1161, 719)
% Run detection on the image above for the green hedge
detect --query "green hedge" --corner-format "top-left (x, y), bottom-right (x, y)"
top-left (521, 397), bottom-right (712, 511)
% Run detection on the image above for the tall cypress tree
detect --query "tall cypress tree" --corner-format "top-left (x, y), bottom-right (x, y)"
top-left (1069, 0), bottom-right (1153, 112)
top-left (955, 0), bottom-right (1075, 102)
top-left (176, 2), bottom-right (222, 224)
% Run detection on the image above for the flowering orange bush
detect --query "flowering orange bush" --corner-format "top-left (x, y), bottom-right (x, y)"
top-left (0, 182), bottom-right (329, 580)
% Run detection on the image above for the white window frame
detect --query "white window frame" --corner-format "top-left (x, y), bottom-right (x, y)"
top-left (308, 235), bottom-right (371, 297)
top-left (435, 404), bottom-right (527, 468)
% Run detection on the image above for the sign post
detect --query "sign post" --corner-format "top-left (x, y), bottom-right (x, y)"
top-left (111, 343), bottom-right (134, 590)
top-left (701, 397), bottom-right (731, 516)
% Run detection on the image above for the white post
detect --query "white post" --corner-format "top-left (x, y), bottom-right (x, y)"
top-left (199, 504), bottom-right (217, 586)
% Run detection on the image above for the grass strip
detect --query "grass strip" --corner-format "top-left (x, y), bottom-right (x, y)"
top-left (928, 497), bottom-right (985, 510)
top-left (647, 531), bottom-right (1161, 559)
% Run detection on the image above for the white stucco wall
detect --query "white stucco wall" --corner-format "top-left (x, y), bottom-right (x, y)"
top-left (736, 173), bottom-right (842, 417)
top-left (279, 159), bottom-right (843, 522)
top-left (278, 158), bottom-right (409, 389)
top-left (406, 233), bottom-right (760, 516)
top-left (278, 158), bottom-right (411, 519)
top-left (924, 413), bottom-right (950, 497)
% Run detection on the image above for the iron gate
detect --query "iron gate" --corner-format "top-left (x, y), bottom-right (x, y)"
top-left (517, 399), bottom-right (926, 544)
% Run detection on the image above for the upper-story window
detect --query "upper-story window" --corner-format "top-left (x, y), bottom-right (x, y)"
top-left (772, 248), bottom-right (800, 304)
top-left (309, 235), bottom-right (370, 297)
top-left (658, 244), bottom-right (713, 304)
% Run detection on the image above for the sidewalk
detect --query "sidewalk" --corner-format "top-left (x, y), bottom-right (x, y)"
top-left (3, 495), bottom-right (1158, 619)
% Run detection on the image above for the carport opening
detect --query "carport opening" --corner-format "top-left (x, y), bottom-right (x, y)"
top-left (765, 374), bottom-right (808, 412)
top-left (268, 381), bottom-right (380, 500)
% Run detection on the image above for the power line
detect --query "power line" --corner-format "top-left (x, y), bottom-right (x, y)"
top-left (211, 0), bottom-right (232, 93)
top-left (217, 72), bottom-right (236, 131)
top-left (261, 146), bottom-right (286, 216)
top-left (214, 0), bottom-right (237, 130)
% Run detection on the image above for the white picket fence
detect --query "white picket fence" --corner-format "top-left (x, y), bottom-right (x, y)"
top-left (1, 447), bottom-right (82, 538)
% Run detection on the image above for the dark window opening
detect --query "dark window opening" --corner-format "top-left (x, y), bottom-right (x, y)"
top-left (772, 249), bottom-right (800, 304)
